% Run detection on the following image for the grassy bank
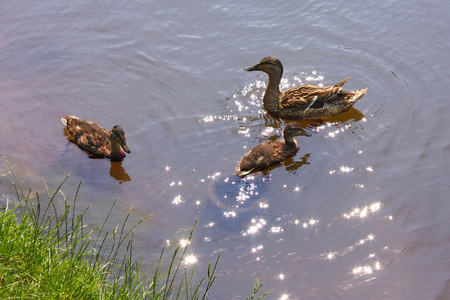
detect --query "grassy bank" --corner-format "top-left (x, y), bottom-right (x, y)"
top-left (0, 158), bottom-right (271, 299)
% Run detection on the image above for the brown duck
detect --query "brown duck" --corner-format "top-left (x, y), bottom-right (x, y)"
top-left (244, 56), bottom-right (368, 119)
top-left (236, 122), bottom-right (311, 177)
top-left (61, 115), bottom-right (130, 161)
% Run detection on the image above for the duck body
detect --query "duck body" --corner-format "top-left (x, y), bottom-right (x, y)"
top-left (236, 122), bottom-right (311, 177)
top-left (61, 115), bottom-right (130, 161)
top-left (245, 56), bottom-right (368, 120)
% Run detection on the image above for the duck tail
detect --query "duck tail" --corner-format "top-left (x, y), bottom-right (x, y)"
top-left (61, 117), bottom-right (68, 126)
top-left (61, 115), bottom-right (79, 126)
top-left (235, 163), bottom-right (253, 177)
top-left (347, 88), bottom-right (369, 103)
top-left (333, 77), bottom-right (351, 88)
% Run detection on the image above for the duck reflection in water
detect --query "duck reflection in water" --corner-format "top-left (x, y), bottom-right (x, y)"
top-left (109, 161), bottom-right (131, 184)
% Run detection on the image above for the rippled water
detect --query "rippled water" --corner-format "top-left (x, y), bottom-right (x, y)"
top-left (1, 1), bottom-right (449, 299)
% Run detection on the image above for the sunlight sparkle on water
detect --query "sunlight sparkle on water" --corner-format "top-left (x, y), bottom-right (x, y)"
top-left (261, 126), bottom-right (275, 136)
top-left (280, 293), bottom-right (289, 300)
top-left (207, 172), bottom-right (221, 179)
top-left (251, 245), bottom-right (263, 253)
top-left (279, 273), bottom-right (285, 280)
top-left (359, 234), bottom-right (376, 245)
top-left (236, 182), bottom-right (258, 202)
top-left (184, 255), bottom-right (197, 265)
top-left (352, 260), bottom-right (382, 276)
top-left (340, 166), bottom-right (354, 173)
top-left (172, 195), bottom-right (183, 205)
top-left (238, 127), bottom-right (250, 137)
top-left (309, 219), bottom-right (318, 225)
top-left (302, 218), bottom-right (319, 228)
top-left (223, 211), bottom-right (237, 218)
top-left (259, 202), bottom-right (269, 209)
top-left (179, 239), bottom-right (190, 247)
top-left (270, 226), bottom-right (283, 233)
top-left (343, 202), bottom-right (381, 219)
top-left (201, 115), bottom-right (239, 122)
top-left (244, 218), bottom-right (266, 235)
top-left (327, 252), bottom-right (336, 260)
top-left (202, 115), bottom-right (214, 122)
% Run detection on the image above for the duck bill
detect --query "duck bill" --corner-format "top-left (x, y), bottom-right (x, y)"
top-left (121, 143), bottom-right (131, 153)
top-left (302, 130), bottom-right (312, 137)
top-left (244, 64), bottom-right (260, 71)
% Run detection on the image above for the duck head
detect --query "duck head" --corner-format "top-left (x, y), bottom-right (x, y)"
top-left (244, 56), bottom-right (284, 76)
top-left (111, 125), bottom-right (131, 154)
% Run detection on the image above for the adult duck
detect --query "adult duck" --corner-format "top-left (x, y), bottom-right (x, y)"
top-left (61, 115), bottom-right (130, 161)
top-left (236, 122), bottom-right (311, 177)
top-left (244, 56), bottom-right (368, 119)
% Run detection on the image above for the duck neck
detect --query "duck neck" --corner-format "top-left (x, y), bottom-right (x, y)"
top-left (263, 71), bottom-right (282, 114)
top-left (109, 137), bottom-right (125, 161)
top-left (284, 135), bottom-right (298, 149)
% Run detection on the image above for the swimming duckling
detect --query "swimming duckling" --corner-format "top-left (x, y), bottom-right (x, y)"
top-left (61, 115), bottom-right (130, 161)
top-left (236, 122), bottom-right (311, 177)
top-left (245, 56), bottom-right (368, 120)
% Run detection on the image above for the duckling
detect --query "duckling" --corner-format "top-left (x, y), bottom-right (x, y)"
top-left (245, 56), bottom-right (368, 119)
top-left (61, 115), bottom-right (130, 161)
top-left (236, 122), bottom-right (311, 177)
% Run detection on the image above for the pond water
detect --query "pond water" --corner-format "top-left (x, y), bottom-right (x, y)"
top-left (1, 1), bottom-right (449, 299)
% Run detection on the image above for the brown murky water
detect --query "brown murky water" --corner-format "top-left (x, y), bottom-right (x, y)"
top-left (1, 1), bottom-right (449, 299)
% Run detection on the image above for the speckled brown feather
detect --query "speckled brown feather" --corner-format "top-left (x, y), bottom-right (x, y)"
top-left (281, 88), bottom-right (368, 119)
top-left (280, 77), bottom-right (350, 109)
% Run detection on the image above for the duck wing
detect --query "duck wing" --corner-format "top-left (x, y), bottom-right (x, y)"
top-left (280, 77), bottom-right (351, 110)
top-left (76, 129), bottom-right (111, 157)
top-left (62, 116), bottom-right (111, 157)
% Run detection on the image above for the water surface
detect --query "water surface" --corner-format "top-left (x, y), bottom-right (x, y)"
top-left (1, 1), bottom-right (449, 299)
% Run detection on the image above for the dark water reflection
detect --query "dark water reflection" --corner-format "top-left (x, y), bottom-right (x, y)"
top-left (109, 162), bottom-right (131, 183)
top-left (1, 1), bottom-right (450, 299)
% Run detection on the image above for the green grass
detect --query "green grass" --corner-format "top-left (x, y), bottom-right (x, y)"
top-left (0, 156), bottom-right (272, 299)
